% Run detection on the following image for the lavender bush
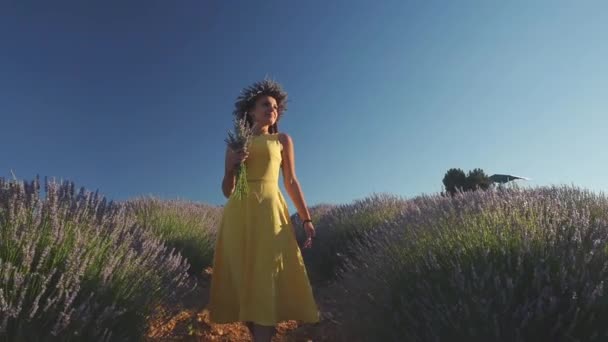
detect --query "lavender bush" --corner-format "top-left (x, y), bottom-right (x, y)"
top-left (290, 203), bottom-right (337, 244)
top-left (300, 193), bottom-right (408, 285)
top-left (123, 196), bottom-right (222, 276)
top-left (0, 176), bottom-right (194, 341)
top-left (336, 185), bottom-right (608, 341)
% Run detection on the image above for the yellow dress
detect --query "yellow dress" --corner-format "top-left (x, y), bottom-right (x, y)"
top-left (207, 133), bottom-right (320, 326)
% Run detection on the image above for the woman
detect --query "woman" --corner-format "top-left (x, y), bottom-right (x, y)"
top-left (207, 78), bottom-right (320, 342)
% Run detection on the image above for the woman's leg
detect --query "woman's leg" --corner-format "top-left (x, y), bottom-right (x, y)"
top-left (252, 324), bottom-right (275, 342)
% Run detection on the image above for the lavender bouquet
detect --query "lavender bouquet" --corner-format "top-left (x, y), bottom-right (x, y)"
top-left (224, 117), bottom-right (254, 200)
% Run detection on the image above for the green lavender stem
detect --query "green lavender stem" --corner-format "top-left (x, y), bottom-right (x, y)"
top-left (232, 163), bottom-right (249, 200)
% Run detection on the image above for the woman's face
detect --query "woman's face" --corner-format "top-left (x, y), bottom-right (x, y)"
top-left (248, 95), bottom-right (278, 128)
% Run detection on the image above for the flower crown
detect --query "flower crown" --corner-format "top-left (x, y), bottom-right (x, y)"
top-left (232, 77), bottom-right (289, 121)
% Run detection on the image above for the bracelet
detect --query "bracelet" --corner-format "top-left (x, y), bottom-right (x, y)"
top-left (302, 219), bottom-right (312, 226)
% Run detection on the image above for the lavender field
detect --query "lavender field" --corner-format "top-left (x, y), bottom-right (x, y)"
top-left (2, 176), bottom-right (608, 341)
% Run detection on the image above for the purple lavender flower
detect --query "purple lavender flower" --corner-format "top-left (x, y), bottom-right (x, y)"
top-left (0, 176), bottom-right (194, 341)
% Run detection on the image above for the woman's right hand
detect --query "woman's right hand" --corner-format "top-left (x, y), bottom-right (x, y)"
top-left (226, 148), bottom-right (249, 172)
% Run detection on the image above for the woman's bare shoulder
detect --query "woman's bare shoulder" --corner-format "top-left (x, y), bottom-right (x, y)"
top-left (277, 132), bottom-right (293, 146)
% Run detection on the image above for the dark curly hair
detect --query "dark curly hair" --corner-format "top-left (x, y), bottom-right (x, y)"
top-left (232, 77), bottom-right (288, 134)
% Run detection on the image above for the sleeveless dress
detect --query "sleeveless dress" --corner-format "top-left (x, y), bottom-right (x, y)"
top-left (207, 133), bottom-right (320, 326)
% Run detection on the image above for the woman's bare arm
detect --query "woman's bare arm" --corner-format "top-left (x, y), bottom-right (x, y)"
top-left (222, 147), bottom-right (237, 198)
top-left (279, 133), bottom-right (312, 221)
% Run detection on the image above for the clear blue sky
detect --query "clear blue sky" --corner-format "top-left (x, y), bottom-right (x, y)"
top-left (1, 1), bottom-right (607, 213)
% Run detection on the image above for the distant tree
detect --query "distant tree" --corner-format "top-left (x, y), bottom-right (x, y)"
top-left (442, 167), bottom-right (492, 196)
top-left (442, 168), bottom-right (467, 196)
top-left (465, 168), bottom-right (491, 191)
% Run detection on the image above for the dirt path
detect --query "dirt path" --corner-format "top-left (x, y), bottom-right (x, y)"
top-left (146, 268), bottom-right (343, 341)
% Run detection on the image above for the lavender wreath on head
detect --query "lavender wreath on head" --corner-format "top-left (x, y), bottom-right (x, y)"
top-left (232, 77), bottom-right (289, 133)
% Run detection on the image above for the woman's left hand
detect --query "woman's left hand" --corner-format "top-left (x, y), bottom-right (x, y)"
top-left (303, 221), bottom-right (316, 249)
